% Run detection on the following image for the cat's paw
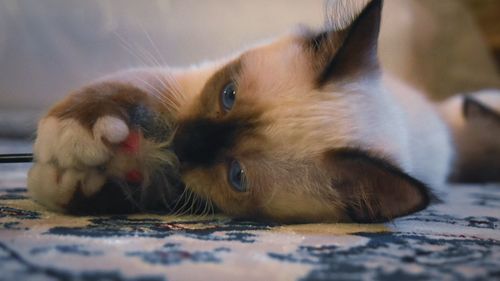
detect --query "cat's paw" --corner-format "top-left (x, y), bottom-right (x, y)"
top-left (34, 116), bottom-right (129, 168)
top-left (28, 115), bottom-right (142, 212)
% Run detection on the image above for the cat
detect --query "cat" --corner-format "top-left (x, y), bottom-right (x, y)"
top-left (440, 90), bottom-right (500, 183)
top-left (28, 0), bottom-right (457, 223)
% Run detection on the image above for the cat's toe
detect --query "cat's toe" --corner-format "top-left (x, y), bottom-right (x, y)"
top-left (93, 116), bottom-right (129, 144)
top-left (34, 117), bottom-right (116, 168)
top-left (27, 163), bottom-right (74, 211)
top-left (27, 163), bottom-right (107, 211)
top-left (30, 115), bottom-right (135, 211)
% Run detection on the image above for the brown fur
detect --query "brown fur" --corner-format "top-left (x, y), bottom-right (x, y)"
top-left (47, 83), bottom-right (170, 130)
top-left (324, 149), bottom-right (430, 223)
top-left (449, 96), bottom-right (500, 182)
top-left (195, 59), bottom-right (242, 118)
top-left (302, 0), bottom-right (381, 86)
top-left (168, 0), bottom-right (431, 223)
top-left (34, 81), bottom-right (183, 213)
top-left (29, 0), bottom-right (439, 223)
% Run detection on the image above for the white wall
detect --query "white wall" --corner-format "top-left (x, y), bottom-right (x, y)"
top-left (0, 0), bottom-right (324, 109)
top-left (0, 0), bottom-right (498, 137)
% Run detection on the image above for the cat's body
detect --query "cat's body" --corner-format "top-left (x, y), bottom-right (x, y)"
top-left (27, 0), bottom-right (494, 223)
top-left (440, 90), bottom-right (500, 183)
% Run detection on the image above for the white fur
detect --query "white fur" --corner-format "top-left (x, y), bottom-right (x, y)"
top-left (439, 89), bottom-right (500, 181)
top-left (29, 19), bottom-right (456, 217)
top-left (33, 117), bottom-right (61, 164)
top-left (384, 74), bottom-right (452, 189)
top-left (440, 89), bottom-right (500, 128)
top-left (439, 89), bottom-right (500, 148)
top-left (94, 116), bottom-right (129, 143)
top-left (230, 34), bottom-right (452, 189)
top-left (326, 0), bottom-right (371, 30)
top-left (473, 90), bottom-right (500, 109)
top-left (29, 116), bottom-right (127, 210)
top-left (27, 163), bottom-right (71, 211)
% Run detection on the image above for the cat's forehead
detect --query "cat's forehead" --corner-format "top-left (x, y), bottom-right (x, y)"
top-left (239, 35), bottom-right (314, 89)
top-left (177, 31), bottom-right (339, 106)
top-left (174, 29), bottom-right (393, 165)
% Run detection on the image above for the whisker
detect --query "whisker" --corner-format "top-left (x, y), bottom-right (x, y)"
top-left (115, 29), bottom-right (164, 70)
top-left (188, 190), bottom-right (198, 215)
top-left (186, 190), bottom-right (199, 215)
top-left (146, 70), bottom-right (185, 115)
top-left (154, 173), bottom-right (175, 213)
top-left (116, 181), bottom-right (144, 211)
top-left (139, 23), bottom-right (167, 66)
top-left (171, 186), bottom-right (189, 213)
top-left (113, 30), bottom-right (185, 115)
top-left (162, 71), bottom-right (186, 105)
top-left (199, 197), bottom-right (209, 217)
top-left (131, 73), bottom-right (183, 117)
top-left (113, 31), bottom-right (152, 68)
top-left (131, 76), bottom-right (168, 107)
top-left (135, 44), bottom-right (163, 69)
top-left (209, 200), bottom-right (215, 216)
top-left (190, 190), bottom-right (205, 215)
top-left (193, 193), bottom-right (203, 214)
top-left (205, 199), bottom-right (214, 218)
top-left (175, 187), bottom-right (194, 216)
top-left (127, 24), bottom-right (164, 69)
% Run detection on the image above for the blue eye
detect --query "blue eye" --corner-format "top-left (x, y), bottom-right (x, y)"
top-left (228, 160), bottom-right (247, 192)
top-left (221, 81), bottom-right (237, 111)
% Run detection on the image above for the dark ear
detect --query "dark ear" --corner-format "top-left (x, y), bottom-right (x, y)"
top-left (462, 96), bottom-right (500, 122)
top-left (323, 149), bottom-right (432, 223)
top-left (313, 0), bottom-right (383, 86)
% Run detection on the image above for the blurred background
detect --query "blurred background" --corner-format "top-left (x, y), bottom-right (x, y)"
top-left (0, 0), bottom-right (499, 138)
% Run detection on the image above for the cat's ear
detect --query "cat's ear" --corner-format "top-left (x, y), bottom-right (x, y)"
top-left (323, 149), bottom-right (432, 223)
top-left (308, 0), bottom-right (383, 86)
top-left (462, 96), bottom-right (500, 122)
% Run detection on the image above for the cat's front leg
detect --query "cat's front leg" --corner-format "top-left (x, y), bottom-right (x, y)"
top-left (28, 75), bottom-right (182, 214)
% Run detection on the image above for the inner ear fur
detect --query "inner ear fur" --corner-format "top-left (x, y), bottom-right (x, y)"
top-left (323, 149), bottom-right (432, 223)
top-left (306, 0), bottom-right (383, 86)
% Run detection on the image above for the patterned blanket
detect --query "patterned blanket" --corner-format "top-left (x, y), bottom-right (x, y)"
top-left (0, 141), bottom-right (499, 281)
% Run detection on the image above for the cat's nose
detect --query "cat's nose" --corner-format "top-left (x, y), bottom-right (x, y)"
top-left (172, 124), bottom-right (209, 167)
top-left (172, 118), bottom-right (237, 167)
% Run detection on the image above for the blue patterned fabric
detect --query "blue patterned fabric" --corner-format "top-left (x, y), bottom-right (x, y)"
top-left (0, 141), bottom-right (499, 281)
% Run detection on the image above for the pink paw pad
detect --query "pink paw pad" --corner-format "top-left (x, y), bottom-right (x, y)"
top-left (121, 131), bottom-right (141, 154)
top-left (125, 169), bottom-right (143, 184)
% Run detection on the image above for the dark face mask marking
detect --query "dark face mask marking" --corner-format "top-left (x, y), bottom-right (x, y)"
top-left (172, 115), bottom-right (257, 168)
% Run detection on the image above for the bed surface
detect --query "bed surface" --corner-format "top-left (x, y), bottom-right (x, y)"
top-left (0, 139), bottom-right (499, 281)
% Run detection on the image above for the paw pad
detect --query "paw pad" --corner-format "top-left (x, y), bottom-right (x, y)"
top-left (125, 169), bottom-right (143, 184)
top-left (121, 131), bottom-right (141, 154)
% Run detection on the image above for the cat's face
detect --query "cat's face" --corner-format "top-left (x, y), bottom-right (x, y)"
top-left (170, 0), bottom-right (431, 223)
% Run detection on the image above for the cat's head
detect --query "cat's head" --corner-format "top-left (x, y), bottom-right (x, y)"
top-left (171, 0), bottom-right (431, 223)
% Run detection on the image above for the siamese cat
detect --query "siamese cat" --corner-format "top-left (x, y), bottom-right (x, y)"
top-left (440, 90), bottom-right (500, 183)
top-left (28, 0), bottom-right (459, 223)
